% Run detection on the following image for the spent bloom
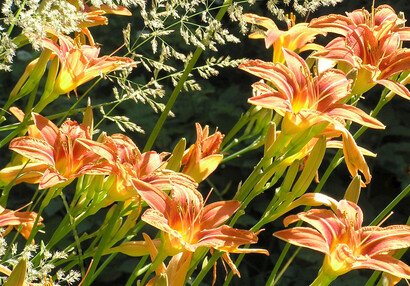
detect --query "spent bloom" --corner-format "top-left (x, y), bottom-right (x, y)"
top-left (274, 195), bottom-right (410, 285)
top-left (239, 49), bottom-right (385, 184)
top-left (181, 123), bottom-right (224, 183)
top-left (0, 205), bottom-right (43, 242)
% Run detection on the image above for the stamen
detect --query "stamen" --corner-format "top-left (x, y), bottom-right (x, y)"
top-left (360, 211), bottom-right (394, 246)
top-left (204, 188), bottom-right (214, 205)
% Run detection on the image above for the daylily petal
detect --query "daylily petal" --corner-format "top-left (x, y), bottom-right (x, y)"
top-left (376, 79), bottom-right (410, 100)
top-left (274, 196), bottom-right (410, 281)
top-left (352, 255), bottom-right (410, 279)
top-left (133, 179), bottom-right (170, 214)
top-left (32, 113), bottom-right (59, 146)
top-left (248, 92), bottom-right (293, 114)
top-left (184, 154), bottom-right (223, 183)
top-left (201, 200), bottom-right (241, 229)
top-left (328, 105), bottom-right (385, 129)
top-left (283, 209), bottom-right (344, 246)
top-left (360, 225), bottom-right (410, 256)
top-left (239, 60), bottom-right (296, 99)
top-left (196, 225), bottom-right (259, 249)
top-left (274, 227), bottom-right (330, 255)
top-left (39, 168), bottom-right (70, 189)
top-left (9, 137), bottom-right (55, 166)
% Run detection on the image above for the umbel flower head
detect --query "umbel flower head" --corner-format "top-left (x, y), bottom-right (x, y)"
top-left (274, 195), bottom-right (410, 285)
top-left (239, 49), bottom-right (385, 184)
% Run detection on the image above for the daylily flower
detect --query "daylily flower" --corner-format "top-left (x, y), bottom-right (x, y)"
top-left (41, 30), bottom-right (135, 96)
top-left (309, 5), bottom-right (410, 40)
top-left (239, 49), bottom-right (385, 184)
top-left (82, 133), bottom-right (197, 201)
top-left (66, 0), bottom-right (132, 28)
top-left (312, 27), bottom-right (410, 98)
top-left (136, 184), bottom-right (268, 277)
top-left (0, 205), bottom-right (43, 242)
top-left (181, 123), bottom-right (224, 182)
top-left (274, 197), bottom-right (410, 285)
top-left (3, 113), bottom-right (110, 189)
top-left (243, 13), bottom-right (326, 63)
top-left (309, 5), bottom-right (410, 98)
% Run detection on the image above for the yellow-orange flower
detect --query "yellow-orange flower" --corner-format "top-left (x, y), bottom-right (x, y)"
top-left (242, 13), bottom-right (326, 63)
top-left (136, 185), bottom-right (268, 276)
top-left (274, 196), bottom-right (410, 285)
top-left (41, 31), bottom-right (136, 96)
top-left (239, 49), bottom-right (385, 184)
top-left (1, 113), bottom-right (110, 189)
top-left (82, 133), bottom-right (197, 201)
top-left (309, 5), bottom-right (410, 98)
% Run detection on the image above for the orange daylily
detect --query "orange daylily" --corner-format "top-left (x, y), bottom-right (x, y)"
top-left (2, 113), bottom-right (110, 189)
top-left (0, 205), bottom-right (43, 242)
top-left (239, 49), bottom-right (385, 184)
top-left (0, 108), bottom-right (47, 187)
top-left (274, 197), bottom-right (410, 285)
top-left (66, 0), bottom-right (132, 28)
top-left (309, 5), bottom-right (410, 41)
top-left (41, 30), bottom-right (135, 96)
top-left (312, 27), bottom-right (410, 98)
top-left (243, 13), bottom-right (326, 63)
top-left (82, 133), bottom-right (197, 201)
top-left (181, 123), bottom-right (224, 182)
top-left (309, 5), bottom-right (410, 98)
top-left (136, 185), bottom-right (269, 277)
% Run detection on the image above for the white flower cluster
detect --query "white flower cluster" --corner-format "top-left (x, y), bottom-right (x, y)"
top-left (266, 0), bottom-right (344, 21)
top-left (0, 235), bottom-right (81, 286)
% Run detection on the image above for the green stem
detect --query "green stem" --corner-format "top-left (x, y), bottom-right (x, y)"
top-left (60, 192), bottom-right (86, 274)
top-left (143, 0), bottom-right (234, 152)
top-left (221, 136), bottom-right (263, 163)
top-left (191, 251), bottom-right (223, 286)
top-left (220, 106), bottom-right (255, 150)
top-left (125, 256), bottom-right (150, 286)
top-left (309, 268), bottom-right (337, 286)
top-left (26, 187), bottom-right (59, 246)
top-left (266, 243), bottom-right (292, 286)
top-left (370, 184), bottom-right (410, 226)
top-left (271, 247), bottom-right (301, 286)
top-left (81, 202), bottom-right (124, 286)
